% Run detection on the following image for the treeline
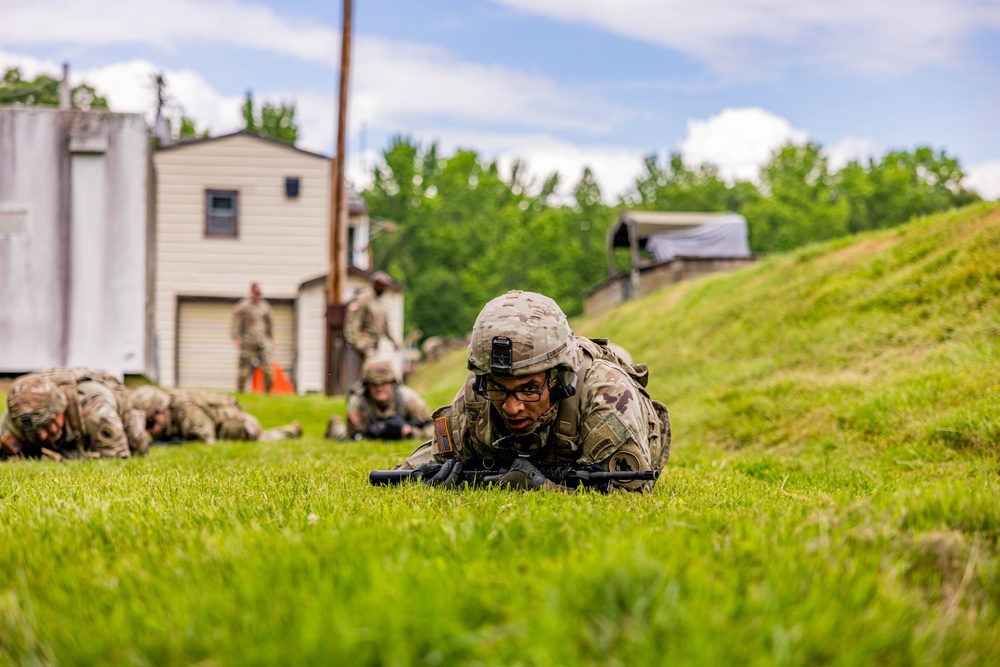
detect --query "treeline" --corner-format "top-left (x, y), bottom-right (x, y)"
top-left (363, 137), bottom-right (981, 340)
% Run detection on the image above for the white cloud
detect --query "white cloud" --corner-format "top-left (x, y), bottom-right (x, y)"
top-left (965, 161), bottom-right (1000, 201)
top-left (824, 136), bottom-right (881, 171)
top-left (492, 0), bottom-right (1000, 77)
top-left (0, 0), bottom-right (338, 64)
top-left (354, 37), bottom-right (621, 134)
top-left (679, 107), bottom-right (808, 182)
top-left (386, 128), bottom-right (648, 203)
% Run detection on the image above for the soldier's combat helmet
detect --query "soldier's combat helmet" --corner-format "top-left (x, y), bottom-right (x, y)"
top-left (7, 374), bottom-right (68, 432)
top-left (361, 358), bottom-right (397, 385)
top-left (467, 291), bottom-right (579, 401)
top-left (129, 386), bottom-right (171, 414)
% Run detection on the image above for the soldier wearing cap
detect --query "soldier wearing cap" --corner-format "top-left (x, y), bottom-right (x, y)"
top-left (232, 282), bottom-right (274, 393)
top-left (129, 386), bottom-right (302, 444)
top-left (397, 290), bottom-right (671, 493)
top-left (1, 369), bottom-right (148, 461)
top-left (345, 271), bottom-right (400, 362)
top-left (326, 358), bottom-right (433, 441)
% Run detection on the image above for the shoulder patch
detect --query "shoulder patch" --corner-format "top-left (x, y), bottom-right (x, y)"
top-left (1, 433), bottom-right (22, 456)
top-left (434, 416), bottom-right (453, 454)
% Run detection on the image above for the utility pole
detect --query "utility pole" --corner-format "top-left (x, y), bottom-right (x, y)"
top-left (325, 0), bottom-right (353, 396)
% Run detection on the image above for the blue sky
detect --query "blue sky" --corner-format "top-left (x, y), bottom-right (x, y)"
top-left (3, 0), bottom-right (999, 200)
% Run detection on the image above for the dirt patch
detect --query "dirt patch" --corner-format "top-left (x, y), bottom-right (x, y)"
top-left (824, 234), bottom-right (899, 265)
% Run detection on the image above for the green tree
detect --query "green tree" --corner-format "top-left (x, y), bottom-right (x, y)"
top-left (178, 115), bottom-right (209, 140)
top-left (241, 90), bottom-right (298, 144)
top-left (364, 137), bottom-right (615, 339)
top-left (743, 142), bottom-right (850, 253)
top-left (837, 147), bottom-right (980, 233)
top-left (0, 67), bottom-right (108, 110)
top-left (625, 152), bottom-right (759, 213)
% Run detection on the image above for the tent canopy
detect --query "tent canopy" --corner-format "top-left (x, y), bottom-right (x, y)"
top-left (610, 211), bottom-right (751, 262)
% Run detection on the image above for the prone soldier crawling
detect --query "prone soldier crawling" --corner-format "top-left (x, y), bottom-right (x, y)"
top-left (1, 368), bottom-right (148, 461)
top-left (129, 386), bottom-right (302, 443)
top-left (397, 290), bottom-right (671, 493)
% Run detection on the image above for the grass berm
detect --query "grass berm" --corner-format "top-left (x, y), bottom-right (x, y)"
top-left (1, 202), bottom-right (998, 665)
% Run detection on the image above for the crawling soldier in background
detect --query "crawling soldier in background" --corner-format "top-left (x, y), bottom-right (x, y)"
top-left (1, 368), bottom-right (148, 461)
top-left (130, 386), bottom-right (301, 444)
top-left (326, 358), bottom-right (433, 441)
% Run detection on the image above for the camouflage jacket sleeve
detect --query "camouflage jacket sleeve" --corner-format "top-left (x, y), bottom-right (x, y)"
top-left (231, 300), bottom-right (246, 340)
top-left (77, 382), bottom-right (131, 458)
top-left (262, 300), bottom-right (273, 341)
top-left (1, 410), bottom-right (26, 459)
top-left (575, 360), bottom-right (656, 492)
top-left (344, 292), bottom-right (370, 349)
top-left (428, 373), bottom-right (477, 463)
top-left (398, 385), bottom-right (434, 439)
top-left (345, 389), bottom-right (367, 437)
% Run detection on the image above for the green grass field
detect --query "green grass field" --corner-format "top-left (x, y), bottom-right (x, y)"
top-left (2, 203), bottom-right (999, 665)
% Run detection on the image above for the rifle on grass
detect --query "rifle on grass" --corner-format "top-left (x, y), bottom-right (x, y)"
top-left (369, 463), bottom-right (658, 491)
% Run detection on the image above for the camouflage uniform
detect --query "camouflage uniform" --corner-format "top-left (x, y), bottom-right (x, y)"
top-left (399, 291), bottom-right (670, 493)
top-left (232, 292), bottom-right (273, 392)
top-left (344, 286), bottom-right (395, 359)
top-left (326, 359), bottom-right (433, 441)
top-left (129, 386), bottom-right (301, 444)
top-left (1, 368), bottom-right (148, 461)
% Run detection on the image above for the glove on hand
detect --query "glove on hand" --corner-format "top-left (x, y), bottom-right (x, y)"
top-left (490, 457), bottom-right (550, 490)
top-left (365, 415), bottom-right (407, 440)
top-left (412, 459), bottom-right (465, 488)
top-left (411, 460), bottom-right (442, 480)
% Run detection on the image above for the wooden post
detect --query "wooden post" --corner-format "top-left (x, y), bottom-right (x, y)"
top-left (325, 0), bottom-right (353, 396)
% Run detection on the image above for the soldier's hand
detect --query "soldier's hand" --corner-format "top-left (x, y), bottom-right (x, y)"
top-left (412, 459), bottom-right (464, 487)
top-left (489, 457), bottom-right (552, 490)
top-left (411, 460), bottom-right (443, 481)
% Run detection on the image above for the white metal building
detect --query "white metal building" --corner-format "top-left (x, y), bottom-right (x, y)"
top-left (0, 106), bottom-right (151, 377)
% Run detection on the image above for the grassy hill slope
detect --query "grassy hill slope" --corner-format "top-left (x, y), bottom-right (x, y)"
top-left (415, 200), bottom-right (999, 461)
top-left (1, 203), bottom-right (998, 665)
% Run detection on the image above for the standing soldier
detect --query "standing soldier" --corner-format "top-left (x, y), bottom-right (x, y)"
top-left (345, 271), bottom-right (400, 362)
top-left (326, 358), bottom-right (434, 441)
top-left (129, 386), bottom-right (302, 444)
top-left (1, 368), bottom-right (148, 461)
top-left (232, 282), bottom-right (274, 393)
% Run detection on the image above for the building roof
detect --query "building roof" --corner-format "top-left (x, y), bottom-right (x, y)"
top-left (155, 130), bottom-right (330, 160)
top-left (610, 211), bottom-right (747, 248)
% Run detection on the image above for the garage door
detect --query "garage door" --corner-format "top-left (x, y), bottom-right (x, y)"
top-left (177, 299), bottom-right (295, 390)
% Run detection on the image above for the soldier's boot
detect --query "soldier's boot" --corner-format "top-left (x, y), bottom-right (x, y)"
top-left (325, 416), bottom-right (349, 440)
top-left (258, 421), bottom-right (301, 442)
top-left (263, 366), bottom-right (274, 394)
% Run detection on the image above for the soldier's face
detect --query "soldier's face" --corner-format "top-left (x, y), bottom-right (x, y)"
top-left (148, 410), bottom-right (170, 437)
top-left (489, 371), bottom-right (552, 434)
top-left (250, 285), bottom-right (262, 300)
top-left (32, 412), bottom-right (65, 442)
top-left (368, 382), bottom-right (394, 408)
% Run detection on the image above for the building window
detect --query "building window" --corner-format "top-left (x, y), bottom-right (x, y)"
top-left (285, 177), bottom-right (300, 198)
top-left (205, 190), bottom-right (238, 237)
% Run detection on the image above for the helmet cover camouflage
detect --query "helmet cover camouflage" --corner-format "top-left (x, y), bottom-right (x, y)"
top-left (129, 386), bottom-right (171, 414)
top-left (7, 374), bottom-right (68, 430)
top-left (361, 358), bottom-right (396, 385)
top-left (467, 290), bottom-right (578, 377)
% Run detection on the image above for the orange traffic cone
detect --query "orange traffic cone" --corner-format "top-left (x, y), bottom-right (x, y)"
top-left (251, 362), bottom-right (296, 394)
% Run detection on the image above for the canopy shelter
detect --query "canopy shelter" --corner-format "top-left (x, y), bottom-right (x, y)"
top-left (609, 211), bottom-right (751, 292)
